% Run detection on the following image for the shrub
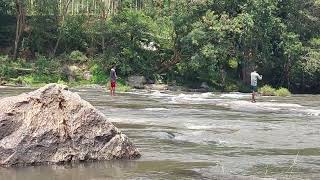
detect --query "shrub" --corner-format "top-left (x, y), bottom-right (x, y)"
top-left (259, 85), bottom-right (276, 96)
top-left (228, 58), bottom-right (238, 69)
top-left (17, 74), bottom-right (60, 86)
top-left (0, 55), bottom-right (9, 62)
top-left (116, 82), bottom-right (131, 92)
top-left (69, 50), bottom-right (87, 63)
top-left (224, 83), bottom-right (239, 92)
top-left (238, 82), bottom-right (251, 93)
top-left (35, 55), bottom-right (51, 74)
top-left (90, 64), bottom-right (107, 84)
top-left (275, 87), bottom-right (291, 97)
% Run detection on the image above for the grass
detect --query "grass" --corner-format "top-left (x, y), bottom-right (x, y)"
top-left (8, 74), bottom-right (131, 92)
top-left (275, 87), bottom-right (291, 97)
top-left (105, 79), bottom-right (131, 92)
top-left (259, 85), bottom-right (276, 96)
top-left (259, 85), bottom-right (291, 97)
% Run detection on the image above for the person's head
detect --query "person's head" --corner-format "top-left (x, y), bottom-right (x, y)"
top-left (112, 65), bottom-right (116, 70)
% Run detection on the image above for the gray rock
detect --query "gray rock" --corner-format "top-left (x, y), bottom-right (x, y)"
top-left (144, 84), bottom-right (168, 91)
top-left (127, 76), bottom-right (146, 89)
top-left (83, 71), bottom-right (93, 81)
top-left (200, 82), bottom-right (210, 90)
top-left (0, 84), bottom-right (140, 166)
top-left (167, 85), bottom-right (187, 92)
top-left (63, 65), bottom-right (80, 82)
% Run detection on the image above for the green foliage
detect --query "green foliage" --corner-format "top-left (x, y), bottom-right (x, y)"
top-left (1, 0), bottom-right (320, 93)
top-left (259, 85), bottom-right (292, 96)
top-left (224, 83), bottom-right (239, 92)
top-left (0, 55), bottom-right (8, 62)
top-left (116, 81), bottom-right (131, 92)
top-left (275, 88), bottom-right (292, 97)
top-left (228, 58), bottom-right (238, 69)
top-left (69, 50), bottom-right (87, 63)
top-left (0, 0), bottom-right (15, 15)
top-left (90, 64), bottom-right (107, 84)
top-left (259, 85), bottom-right (276, 96)
top-left (60, 16), bottom-right (88, 52)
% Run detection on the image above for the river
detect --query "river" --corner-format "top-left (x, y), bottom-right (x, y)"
top-left (0, 87), bottom-right (319, 180)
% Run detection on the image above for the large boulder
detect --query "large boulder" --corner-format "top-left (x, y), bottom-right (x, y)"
top-left (200, 82), bottom-right (210, 90)
top-left (127, 76), bottom-right (146, 89)
top-left (62, 65), bottom-right (80, 82)
top-left (0, 84), bottom-right (140, 166)
top-left (83, 71), bottom-right (93, 81)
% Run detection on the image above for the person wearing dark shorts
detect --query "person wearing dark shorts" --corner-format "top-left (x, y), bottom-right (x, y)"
top-left (250, 70), bottom-right (262, 103)
top-left (110, 66), bottom-right (117, 96)
top-left (251, 85), bottom-right (257, 92)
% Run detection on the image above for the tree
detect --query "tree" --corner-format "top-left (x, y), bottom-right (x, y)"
top-left (13, 0), bottom-right (26, 60)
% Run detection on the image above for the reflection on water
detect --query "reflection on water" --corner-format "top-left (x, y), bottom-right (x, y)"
top-left (0, 87), bottom-right (320, 179)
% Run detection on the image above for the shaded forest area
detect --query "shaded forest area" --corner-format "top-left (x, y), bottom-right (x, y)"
top-left (0, 0), bottom-right (320, 93)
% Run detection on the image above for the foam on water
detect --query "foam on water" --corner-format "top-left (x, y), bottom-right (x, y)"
top-left (173, 131), bottom-right (229, 145)
top-left (123, 90), bottom-right (320, 117)
top-left (168, 93), bottom-right (217, 104)
top-left (185, 124), bottom-right (217, 130)
top-left (217, 100), bottom-right (320, 116)
top-left (144, 108), bottom-right (170, 111)
top-left (220, 93), bottom-right (250, 99)
top-left (150, 90), bottom-right (175, 98)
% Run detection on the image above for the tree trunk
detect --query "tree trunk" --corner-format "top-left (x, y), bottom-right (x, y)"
top-left (81, 0), bottom-right (84, 12)
top-left (86, 0), bottom-right (89, 15)
top-left (53, 0), bottom-right (72, 57)
top-left (13, 0), bottom-right (26, 60)
top-left (286, 55), bottom-right (291, 89)
top-left (71, 0), bottom-right (74, 15)
top-left (102, 35), bottom-right (105, 54)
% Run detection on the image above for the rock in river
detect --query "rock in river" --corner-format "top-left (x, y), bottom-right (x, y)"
top-left (0, 84), bottom-right (140, 166)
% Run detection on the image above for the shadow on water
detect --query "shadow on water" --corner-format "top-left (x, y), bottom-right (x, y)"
top-left (0, 160), bottom-right (215, 180)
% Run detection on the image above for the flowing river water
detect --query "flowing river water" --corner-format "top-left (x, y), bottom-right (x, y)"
top-left (0, 87), bottom-right (320, 180)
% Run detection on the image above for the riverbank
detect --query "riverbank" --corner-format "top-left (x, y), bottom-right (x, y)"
top-left (0, 55), bottom-right (301, 95)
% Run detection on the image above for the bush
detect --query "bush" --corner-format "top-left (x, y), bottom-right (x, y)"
top-left (90, 64), bottom-right (107, 84)
top-left (238, 82), bottom-right (251, 93)
top-left (0, 55), bottom-right (9, 62)
top-left (224, 83), bottom-right (239, 92)
top-left (69, 50), bottom-right (87, 63)
top-left (259, 85), bottom-right (276, 96)
top-left (275, 87), bottom-right (291, 97)
top-left (17, 74), bottom-right (60, 86)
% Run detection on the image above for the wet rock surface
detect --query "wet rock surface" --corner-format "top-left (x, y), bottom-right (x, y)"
top-left (127, 76), bottom-right (146, 89)
top-left (0, 84), bottom-right (140, 166)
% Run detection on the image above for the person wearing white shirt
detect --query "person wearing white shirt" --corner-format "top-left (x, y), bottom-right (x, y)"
top-left (250, 71), bottom-right (262, 103)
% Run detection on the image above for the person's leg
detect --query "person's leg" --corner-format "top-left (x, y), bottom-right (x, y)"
top-left (110, 82), bottom-right (114, 96)
top-left (251, 91), bottom-right (254, 102)
top-left (112, 87), bottom-right (115, 96)
top-left (252, 91), bottom-right (256, 102)
top-left (251, 85), bottom-right (257, 103)
top-left (111, 81), bottom-right (116, 96)
top-left (110, 82), bottom-right (113, 96)
top-left (251, 85), bottom-right (254, 102)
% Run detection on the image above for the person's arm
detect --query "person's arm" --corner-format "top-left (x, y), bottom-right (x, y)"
top-left (258, 73), bottom-right (262, 80)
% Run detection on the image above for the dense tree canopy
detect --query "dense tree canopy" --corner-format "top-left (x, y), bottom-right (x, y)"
top-left (0, 0), bottom-right (319, 93)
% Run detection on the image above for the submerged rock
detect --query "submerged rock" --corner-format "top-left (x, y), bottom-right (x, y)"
top-left (0, 84), bottom-right (140, 166)
top-left (144, 84), bottom-right (168, 91)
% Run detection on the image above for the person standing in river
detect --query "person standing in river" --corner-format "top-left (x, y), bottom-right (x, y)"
top-left (250, 70), bottom-right (262, 103)
top-left (110, 66), bottom-right (117, 96)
